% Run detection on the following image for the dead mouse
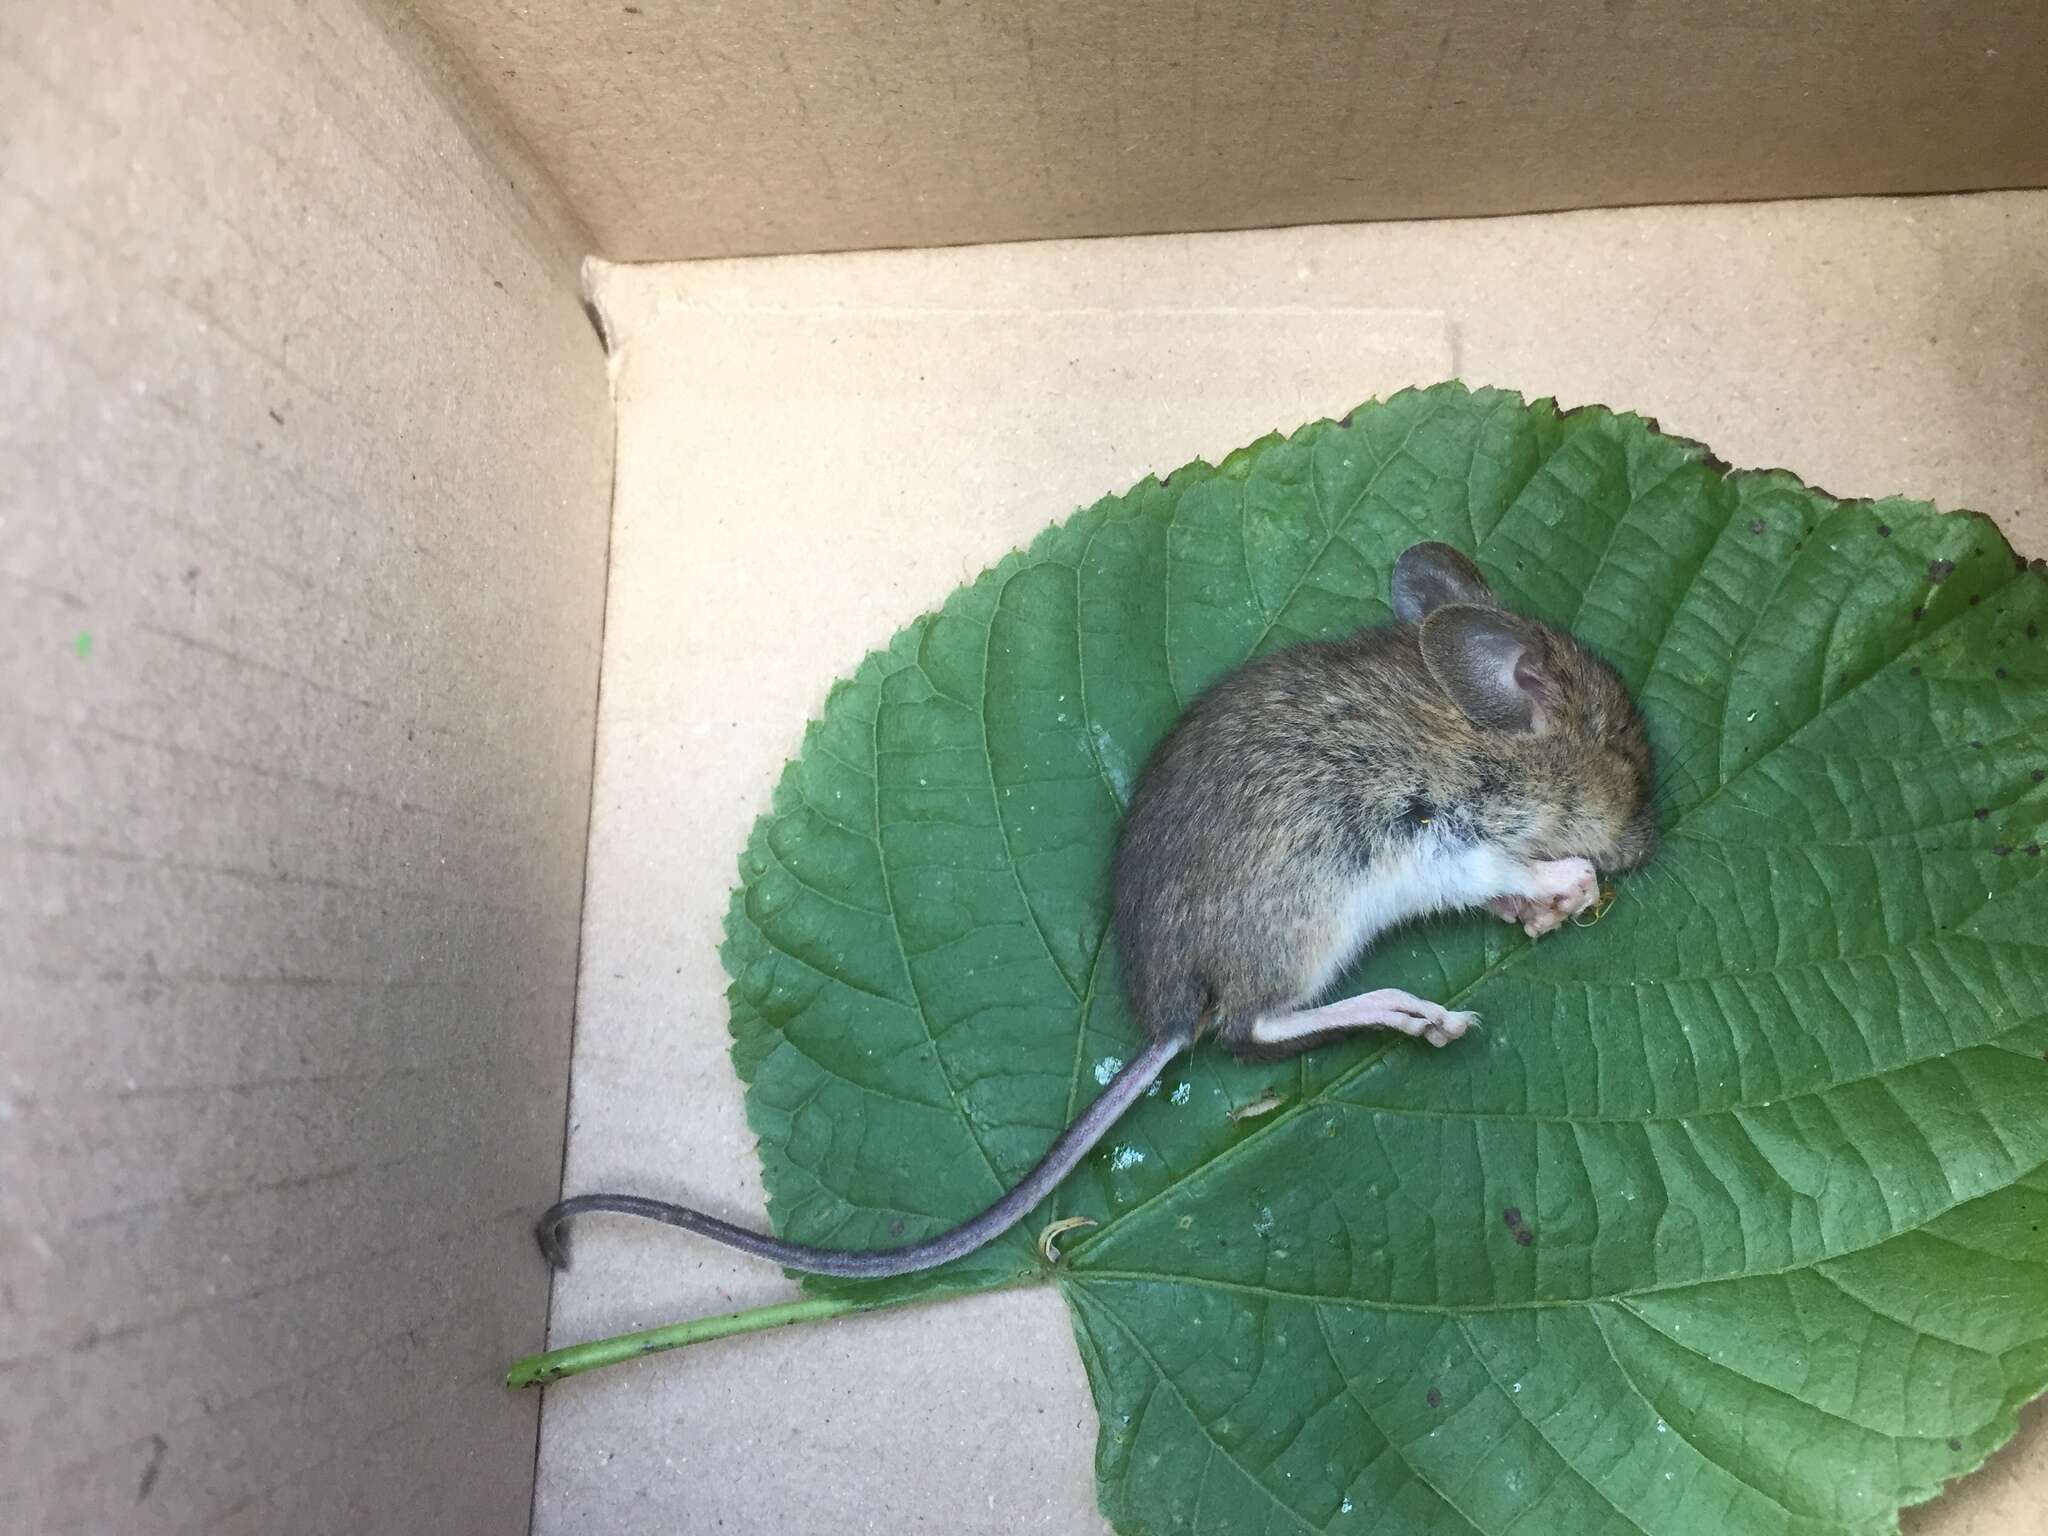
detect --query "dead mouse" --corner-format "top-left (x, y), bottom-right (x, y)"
top-left (537, 541), bottom-right (1659, 1279)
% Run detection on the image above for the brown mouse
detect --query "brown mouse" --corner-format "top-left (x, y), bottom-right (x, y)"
top-left (537, 541), bottom-right (1659, 1279)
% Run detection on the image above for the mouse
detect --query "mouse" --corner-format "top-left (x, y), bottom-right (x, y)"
top-left (537, 540), bottom-right (1659, 1279)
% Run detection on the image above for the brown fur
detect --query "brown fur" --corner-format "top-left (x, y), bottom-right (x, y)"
top-left (1112, 542), bottom-right (1658, 1056)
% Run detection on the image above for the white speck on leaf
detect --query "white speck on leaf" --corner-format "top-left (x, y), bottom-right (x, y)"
top-left (1090, 723), bottom-right (1134, 799)
top-left (1109, 1144), bottom-right (1145, 1171)
top-left (1094, 1056), bottom-right (1123, 1085)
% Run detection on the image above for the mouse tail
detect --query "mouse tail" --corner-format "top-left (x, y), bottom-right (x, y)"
top-left (536, 1029), bottom-right (1186, 1281)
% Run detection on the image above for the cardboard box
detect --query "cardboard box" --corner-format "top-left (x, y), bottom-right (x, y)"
top-left (5, 2), bottom-right (2042, 1532)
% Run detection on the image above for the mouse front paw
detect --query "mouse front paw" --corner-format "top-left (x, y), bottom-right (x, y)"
top-left (1486, 894), bottom-right (1534, 927)
top-left (1505, 857), bottom-right (1599, 938)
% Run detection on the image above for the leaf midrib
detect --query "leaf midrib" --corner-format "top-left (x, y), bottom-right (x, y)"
top-left (1067, 1139), bottom-right (2048, 1311)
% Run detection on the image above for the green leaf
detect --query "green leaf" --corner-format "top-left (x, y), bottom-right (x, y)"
top-left (719, 383), bottom-right (2048, 1534)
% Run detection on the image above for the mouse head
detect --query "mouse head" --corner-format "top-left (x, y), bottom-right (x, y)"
top-left (1391, 541), bottom-right (1659, 872)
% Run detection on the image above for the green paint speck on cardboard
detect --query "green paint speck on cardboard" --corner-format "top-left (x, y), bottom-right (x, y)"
top-left (73, 631), bottom-right (92, 659)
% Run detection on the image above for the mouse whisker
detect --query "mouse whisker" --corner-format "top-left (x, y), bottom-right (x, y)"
top-left (1656, 839), bottom-right (1737, 890)
top-left (1630, 850), bottom-right (1702, 914)
top-left (1652, 730), bottom-right (1716, 789)
top-left (1632, 861), bottom-right (1684, 909)
top-left (1649, 742), bottom-right (1712, 808)
top-left (1679, 836), bottom-right (1739, 873)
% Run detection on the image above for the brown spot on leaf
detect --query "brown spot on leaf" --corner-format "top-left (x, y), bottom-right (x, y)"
top-left (1909, 666), bottom-right (1921, 678)
top-left (1997, 667), bottom-right (2008, 679)
top-left (1748, 518), bottom-right (1766, 535)
top-left (1876, 523), bottom-right (1892, 538)
top-left (888, 1219), bottom-right (907, 1238)
top-left (1502, 1207), bottom-right (1523, 1228)
top-left (1949, 1437), bottom-right (1963, 1452)
top-left (1426, 1387), bottom-right (1443, 1408)
top-left (1911, 607), bottom-right (1925, 622)
top-left (1970, 594), bottom-right (1981, 606)
top-left (1513, 1227), bottom-right (1534, 1247)
top-left (1975, 808), bottom-right (1991, 821)
top-left (1929, 558), bottom-right (1955, 583)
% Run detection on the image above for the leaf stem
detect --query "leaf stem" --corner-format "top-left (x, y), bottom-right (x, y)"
top-left (505, 1292), bottom-right (902, 1388)
top-left (501, 1294), bottom-right (897, 1392)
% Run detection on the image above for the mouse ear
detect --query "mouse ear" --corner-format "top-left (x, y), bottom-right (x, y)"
top-left (1418, 605), bottom-right (1553, 733)
top-left (1390, 542), bottom-right (1497, 625)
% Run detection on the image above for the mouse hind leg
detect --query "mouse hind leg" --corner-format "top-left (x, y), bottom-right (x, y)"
top-left (1202, 909), bottom-right (1479, 1060)
top-left (1237, 989), bottom-right (1478, 1059)
top-left (1202, 882), bottom-right (1479, 1062)
top-left (1235, 857), bottom-right (1593, 1057)
top-left (1201, 953), bottom-right (1478, 1063)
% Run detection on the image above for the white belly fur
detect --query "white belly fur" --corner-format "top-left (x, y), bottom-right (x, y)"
top-left (1301, 835), bottom-right (1522, 1001)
